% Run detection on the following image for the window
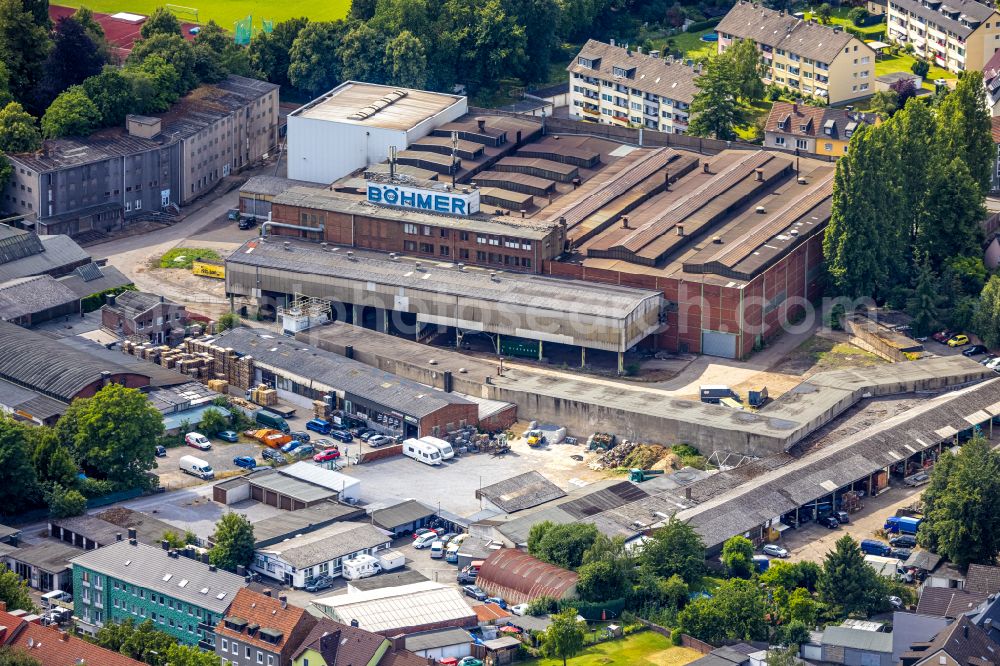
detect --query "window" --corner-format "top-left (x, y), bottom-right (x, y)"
top-left (440, 245), bottom-right (450, 256)
top-left (824, 143), bottom-right (833, 151)
top-left (403, 240), bottom-right (416, 251)
top-left (222, 639), bottom-right (229, 651)
top-left (246, 647), bottom-right (251, 658)
top-left (267, 657), bottom-right (274, 666)
top-left (459, 248), bottom-right (469, 259)
top-left (774, 136), bottom-right (786, 146)
top-left (257, 652), bottom-right (264, 664)
top-left (403, 223), bottom-right (417, 234)
top-left (419, 242), bottom-right (433, 253)
top-left (459, 231), bottom-right (469, 241)
top-left (796, 139), bottom-right (808, 150)
top-left (232, 642), bottom-right (238, 655)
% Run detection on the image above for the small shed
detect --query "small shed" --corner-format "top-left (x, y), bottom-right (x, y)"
top-left (470, 635), bottom-right (523, 666)
top-left (401, 627), bottom-right (472, 661)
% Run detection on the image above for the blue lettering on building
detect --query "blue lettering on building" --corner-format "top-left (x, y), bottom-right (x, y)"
top-left (416, 193), bottom-right (433, 209)
top-left (433, 195), bottom-right (450, 213)
top-left (452, 199), bottom-right (466, 215)
top-left (367, 183), bottom-right (474, 216)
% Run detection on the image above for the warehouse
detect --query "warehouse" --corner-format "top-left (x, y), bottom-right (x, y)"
top-left (476, 550), bottom-right (578, 604)
top-left (371, 499), bottom-right (438, 536)
top-left (253, 521), bottom-right (391, 587)
top-left (209, 327), bottom-right (480, 438)
top-left (287, 82), bottom-right (467, 184)
top-left (225, 240), bottom-right (665, 371)
top-left (313, 581), bottom-right (478, 634)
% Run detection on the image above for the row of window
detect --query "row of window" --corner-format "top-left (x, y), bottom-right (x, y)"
top-left (402, 223), bottom-right (533, 250)
top-left (220, 637), bottom-right (275, 665)
top-left (399, 241), bottom-right (533, 267)
top-left (571, 72), bottom-right (688, 108)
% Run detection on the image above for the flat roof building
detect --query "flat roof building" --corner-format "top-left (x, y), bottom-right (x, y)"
top-left (254, 522), bottom-right (391, 588)
top-left (313, 581), bottom-right (478, 635)
top-left (475, 471), bottom-right (566, 514)
top-left (287, 82), bottom-right (467, 185)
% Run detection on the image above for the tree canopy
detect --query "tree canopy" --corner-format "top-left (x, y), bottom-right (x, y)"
top-left (818, 535), bottom-right (885, 617)
top-left (722, 535), bottom-right (755, 578)
top-left (210, 512), bottom-right (255, 571)
top-left (41, 85), bottom-right (101, 138)
top-left (540, 607), bottom-right (586, 666)
top-left (638, 516), bottom-right (705, 586)
top-left (527, 521), bottom-right (598, 570)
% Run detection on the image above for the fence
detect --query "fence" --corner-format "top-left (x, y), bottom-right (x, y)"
top-left (637, 618), bottom-right (672, 640)
top-left (358, 443), bottom-right (403, 463)
top-left (680, 634), bottom-right (716, 654)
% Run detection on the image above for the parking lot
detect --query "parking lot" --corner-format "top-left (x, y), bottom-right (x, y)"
top-left (154, 437), bottom-right (265, 490)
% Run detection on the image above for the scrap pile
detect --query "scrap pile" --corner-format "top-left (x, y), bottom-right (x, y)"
top-left (313, 400), bottom-right (330, 419)
top-left (592, 441), bottom-right (678, 471)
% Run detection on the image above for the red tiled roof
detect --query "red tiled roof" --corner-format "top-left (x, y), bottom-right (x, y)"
top-left (290, 617), bottom-right (388, 666)
top-left (764, 101), bottom-right (876, 139)
top-left (216, 588), bottom-right (316, 655)
top-left (990, 117), bottom-right (1000, 144)
top-left (473, 604), bottom-right (512, 623)
top-left (0, 608), bottom-right (143, 666)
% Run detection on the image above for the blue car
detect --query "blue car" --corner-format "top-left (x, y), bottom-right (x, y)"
top-left (306, 419), bottom-right (333, 435)
top-left (281, 440), bottom-right (301, 453)
top-left (330, 430), bottom-right (353, 443)
top-left (218, 430), bottom-right (239, 442)
top-left (233, 456), bottom-right (256, 470)
top-left (485, 597), bottom-right (507, 610)
top-left (296, 444), bottom-right (315, 457)
top-left (290, 431), bottom-right (311, 443)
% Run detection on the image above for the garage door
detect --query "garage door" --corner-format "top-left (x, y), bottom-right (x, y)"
top-left (701, 330), bottom-right (737, 359)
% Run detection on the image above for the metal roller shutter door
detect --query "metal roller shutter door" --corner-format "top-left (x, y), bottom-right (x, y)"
top-left (701, 330), bottom-right (737, 359)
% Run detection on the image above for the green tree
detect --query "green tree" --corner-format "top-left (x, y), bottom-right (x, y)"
top-left (688, 55), bottom-right (742, 141)
top-left (210, 512), bottom-right (255, 571)
top-left (32, 429), bottom-right (78, 487)
top-left (818, 535), bottom-right (884, 617)
top-left (0, 62), bottom-right (12, 109)
top-left (937, 71), bottom-right (993, 194)
top-left (677, 578), bottom-right (768, 643)
top-left (41, 86), bottom-right (101, 138)
top-left (975, 275), bottom-right (1000, 348)
top-left (384, 31), bottom-right (428, 89)
top-left (911, 58), bottom-right (929, 77)
top-left (47, 485), bottom-right (87, 518)
top-left (0, 647), bottom-right (41, 666)
top-left (140, 7), bottom-right (182, 38)
top-left (349, 0), bottom-right (377, 20)
top-left (82, 68), bottom-right (134, 127)
top-left (816, 2), bottom-right (832, 23)
top-left (577, 559), bottom-right (630, 602)
top-left (288, 21), bottom-right (348, 97)
top-left (0, 0), bottom-right (51, 108)
top-left (0, 419), bottom-right (40, 513)
top-left (540, 607), bottom-right (586, 666)
top-left (0, 155), bottom-right (11, 190)
top-left (0, 565), bottom-right (36, 613)
top-left (848, 6), bottom-right (868, 25)
top-left (194, 20), bottom-right (251, 77)
top-left (506, 0), bottom-right (559, 82)
top-left (918, 157), bottom-right (985, 269)
top-left (129, 33), bottom-right (198, 94)
top-left (339, 22), bottom-right (388, 84)
top-left (891, 97), bottom-right (937, 241)
top-left (465, 0), bottom-right (527, 92)
top-left (528, 522), bottom-right (598, 570)
top-left (726, 38), bottom-right (765, 103)
top-left (199, 407), bottom-right (228, 437)
top-left (787, 587), bottom-right (818, 626)
top-left (248, 17), bottom-right (308, 90)
top-left (639, 516), bottom-right (705, 586)
top-left (216, 312), bottom-right (240, 332)
top-left (722, 535), bottom-right (754, 578)
top-left (868, 90), bottom-right (898, 119)
top-left (125, 56), bottom-right (181, 113)
top-left (96, 619), bottom-right (175, 665)
top-left (769, 644), bottom-right (802, 666)
top-left (38, 15), bottom-right (105, 107)
top-left (73, 6), bottom-right (106, 46)
top-left (56, 383), bottom-right (164, 490)
top-left (0, 102), bottom-right (41, 153)
top-left (165, 644), bottom-right (222, 666)
top-left (906, 255), bottom-right (943, 337)
top-left (919, 436), bottom-right (1000, 568)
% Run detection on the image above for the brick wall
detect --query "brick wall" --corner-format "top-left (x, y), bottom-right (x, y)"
top-left (419, 401), bottom-right (480, 437)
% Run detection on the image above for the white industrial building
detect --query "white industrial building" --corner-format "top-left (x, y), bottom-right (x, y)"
top-left (312, 581), bottom-right (478, 634)
top-left (287, 81), bottom-right (468, 184)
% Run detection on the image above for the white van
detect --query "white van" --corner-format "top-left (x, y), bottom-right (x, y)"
top-left (420, 436), bottom-right (454, 460)
top-left (430, 540), bottom-right (445, 558)
top-left (185, 432), bottom-right (212, 451)
top-left (41, 590), bottom-right (71, 609)
top-left (179, 455), bottom-right (215, 480)
top-left (342, 554), bottom-right (382, 581)
top-left (402, 439), bottom-right (442, 466)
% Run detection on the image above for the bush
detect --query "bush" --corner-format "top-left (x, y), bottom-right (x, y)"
top-left (527, 596), bottom-right (559, 616)
top-left (685, 17), bottom-right (721, 33)
top-left (81, 285), bottom-right (137, 313)
top-left (78, 477), bottom-right (114, 499)
top-left (49, 486), bottom-right (87, 518)
top-left (158, 247), bottom-right (220, 269)
top-left (217, 312), bottom-right (240, 332)
top-left (911, 59), bottom-right (930, 77)
top-left (847, 6), bottom-right (869, 25)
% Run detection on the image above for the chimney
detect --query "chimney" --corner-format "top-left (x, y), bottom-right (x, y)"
top-left (263, 588), bottom-right (272, 598)
top-left (116, 533), bottom-right (122, 542)
top-left (100, 371), bottom-right (111, 387)
top-left (236, 565), bottom-right (246, 576)
top-left (60, 631), bottom-right (69, 642)
top-left (964, 625), bottom-right (969, 639)
top-left (279, 594), bottom-right (287, 608)
top-left (755, 169), bottom-right (764, 182)
top-left (208, 565), bottom-right (217, 572)
top-left (106, 293), bottom-right (117, 307)
top-left (703, 162), bottom-right (711, 174)
top-left (664, 169), bottom-right (670, 191)
top-left (621, 216), bottom-right (630, 229)
top-left (676, 225), bottom-right (684, 237)
top-left (685, 487), bottom-right (692, 499)
top-left (476, 117), bottom-right (486, 133)
top-left (159, 295), bottom-right (165, 303)
top-left (350, 619), bottom-right (359, 627)
top-left (610, 38), bottom-right (616, 47)
top-left (127, 528), bottom-right (137, 541)
top-left (161, 540), bottom-right (170, 550)
top-left (345, 345), bottom-right (354, 359)
top-left (201, 552), bottom-right (210, 564)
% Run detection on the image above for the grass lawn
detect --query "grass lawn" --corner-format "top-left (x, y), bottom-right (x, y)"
top-left (655, 29), bottom-right (718, 61)
top-left (522, 632), bottom-right (703, 666)
top-left (802, 6), bottom-right (886, 37)
top-left (873, 51), bottom-right (954, 88)
top-left (53, 0), bottom-right (349, 30)
top-left (159, 247), bottom-right (220, 269)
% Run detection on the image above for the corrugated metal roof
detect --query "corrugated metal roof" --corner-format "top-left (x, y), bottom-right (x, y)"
top-left (0, 275), bottom-right (78, 320)
top-left (58, 264), bottom-right (132, 299)
top-left (476, 471), bottom-right (566, 513)
top-left (371, 499), bottom-right (437, 530)
top-left (314, 581), bottom-right (475, 633)
top-left (281, 461), bottom-right (361, 494)
top-left (0, 235), bottom-right (89, 283)
top-left (477, 550), bottom-right (578, 603)
top-left (403, 628), bottom-right (471, 652)
top-left (70, 540), bottom-right (246, 613)
top-left (259, 522), bottom-right (390, 568)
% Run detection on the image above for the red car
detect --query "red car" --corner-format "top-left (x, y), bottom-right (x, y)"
top-left (313, 448), bottom-right (341, 463)
top-left (932, 330), bottom-right (953, 343)
top-left (412, 528), bottom-right (433, 540)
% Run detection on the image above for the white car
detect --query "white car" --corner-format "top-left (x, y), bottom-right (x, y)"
top-left (414, 532), bottom-right (438, 549)
top-left (368, 435), bottom-right (392, 448)
top-left (185, 432), bottom-right (211, 451)
top-left (888, 595), bottom-right (903, 609)
top-left (510, 603), bottom-right (529, 616)
top-left (763, 544), bottom-right (789, 558)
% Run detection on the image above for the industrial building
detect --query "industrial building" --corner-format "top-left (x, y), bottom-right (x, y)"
top-left (101, 291), bottom-right (186, 344)
top-left (312, 581), bottom-right (478, 635)
top-left (475, 550), bottom-right (578, 604)
top-left (287, 82), bottom-right (467, 184)
top-left (212, 466), bottom-right (353, 510)
top-left (253, 522), bottom-right (392, 588)
top-left (370, 500), bottom-right (438, 536)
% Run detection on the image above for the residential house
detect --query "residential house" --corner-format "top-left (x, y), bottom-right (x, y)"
top-left (0, 602), bottom-right (145, 666)
top-left (965, 564), bottom-right (1000, 595)
top-left (991, 118), bottom-right (1000, 193)
top-left (901, 616), bottom-right (1000, 666)
top-left (984, 49), bottom-right (1000, 116)
top-left (216, 589), bottom-right (317, 666)
top-left (290, 617), bottom-right (426, 666)
top-left (917, 587), bottom-right (989, 619)
top-left (252, 522), bottom-right (391, 589)
top-left (101, 290), bottom-right (185, 344)
top-left (3, 75), bottom-right (279, 237)
top-left (718, 1), bottom-right (877, 104)
top-left (763, 102), bottom-right (876, 157)
top-left (70, 537), bottom-right (247, 648)
top-left (885, 0), bottom-right (1000, 73)
top-left (567, 39), bottom-right (699, 133)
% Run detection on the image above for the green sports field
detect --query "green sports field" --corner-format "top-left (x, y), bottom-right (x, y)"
top-left (55, 0), bottom-right (349, 31)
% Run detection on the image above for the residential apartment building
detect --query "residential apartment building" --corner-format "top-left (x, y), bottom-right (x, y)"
top-left (763, 102), bottom-right (877, 156)
top-left (718, 2), bottom-right (877, 104)
top-left (70, 538), bottom-right (247, 649)
top-left (983, 48), bottom-right (1000, 115)
top-left (566, 39), bottom-right (698, 133)
top-left (3, 75), bottom-right (278, 237)
top-left (216, 589), bottom-right (317, 666)
top-left (886, 0), bottom-right (1000, 73)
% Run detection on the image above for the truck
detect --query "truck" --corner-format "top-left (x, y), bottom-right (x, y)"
top-left (376, 549), bottom-right (405, 572)
top-left (179, 455), bottom-right (215, 480)
top-left (255, 410), bottom-right (290, 433)
top-left (342, 554), bottom-right (382, 581)
top-left (884, 515), bottom-right (923, 535)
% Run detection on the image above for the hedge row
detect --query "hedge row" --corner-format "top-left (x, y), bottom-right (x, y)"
top-left (686, 17), bottom-right (722, 33)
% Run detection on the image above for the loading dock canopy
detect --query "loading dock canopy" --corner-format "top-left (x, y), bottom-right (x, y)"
top-left (225, 239), bottom-right (665, 353)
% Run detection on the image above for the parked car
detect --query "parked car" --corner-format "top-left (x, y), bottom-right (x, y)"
top-left (890, 535), bottom-right (917, 548)
top-left (155, 445), bottom-right (167, 457)
top-left (457, 569), bottom-right (478, 584)
top-left (485, 597), bottom-right (507, 609)
top-left (305, 575), bottom-right (335, 593)
top-left (892, 548), bottom-right (913, 561)
top-left (233, 456), bottom-right (257, 470)
top-left (888, 596), bottom-right (904, 609)
top-left (412, 528), bottom-right (433, 540)
top-left (947, 334), bottom-right (970, 347)
top-left (185, 432), bottom-right (211, 451)
top-left (932, 329), bottom-right (953, 343)
top-left (763, 544), bottom-right (789, 558)
top-left (262, 449), bottom-right (285, 463)
top-left (330, 430), bottom-right (353, 443)
top-left (820, 516), bottom-right (840, 529)
top-left (981, 354), bottom-right (999, 365)
top-left (463, 585), bottom-right (487, 601)
top-left (904, 472), bottom-right (930, 486)
top-left (414, 533), bottom-right (438, 549)
top-left (313, 448), bottom-right (341, 463)
top-left (218, 430), bottom-right (239, 443)
top-left (306, 419), bottom-right (333, 435)
top-left (440, 533), bottom-right (458, 544)
top-left (238, 216), bottom-right (256, 230)
top-left (359, 430), bottom-right (379, 442)
top-left (834, 511), bottom-right (850, 524)
top-left (281, 440), bottom-right (301, 453)
top-left (296, 444), bottom-right (315, 457)
top-left (290, 431), bottom-right (311, 443)
top-left (429, 541), bottom-right (445, 559)
top-left (510, 603), bottom-right (529, 616)
top-left (964, 344), bottom-right (989, 357)
top-left (458, 658), bottom-right (483, 666)
top-left (368, 435), bottom-right (392, 447)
